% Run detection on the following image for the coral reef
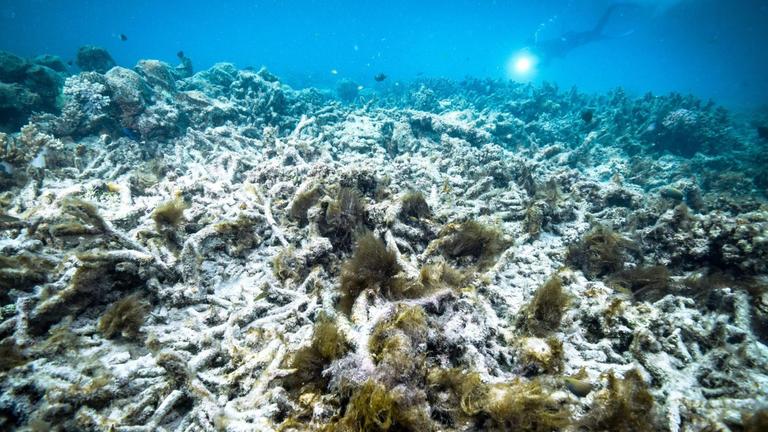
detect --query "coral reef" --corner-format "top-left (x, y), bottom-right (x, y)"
top-left (0, 53), bottom-right (765, 432)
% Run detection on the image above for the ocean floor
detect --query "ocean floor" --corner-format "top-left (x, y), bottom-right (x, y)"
top-left (1, 50), bottom-right (768, 431)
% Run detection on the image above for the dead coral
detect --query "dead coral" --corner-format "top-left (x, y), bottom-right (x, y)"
top-left (517, 337), bottom-right (565, 375)
top-left (130, 156), bottom-right (167, 195)
top-left (35, 317), bottom-right (81, 356)
top-left (60, 369), bottom-right (114, 409)
top-left (29, 254), bottom-right (145, 336)
top-left (61, 197), bottom-right (107, 230)
top-left (567, 225), bottom-right (637, 278)
top-left (582, 369), bottom-right (657, 432)
top-left (381, 260), bottom-right (465, 303)
top-left (439, 219), bottom-right (508, 266)
top-left (98, 293), bottom-right (148, 339)
top-left (427, 368), bottom-right (486, 423)
top-left (483, 378), bottom-right (570, 432)
top-left (518, 275), bottom-right (569, 336)
top-left (272, 246), bottom-right (301, 281)
top-left (211, 215), bottom-right (261, 256)
top-left (338, 233), bottom-right (401, 313)
top-left (45, 197), bottom-right (108, 240)
top-left (155, 350), bottom-right (192, 387)
top-left (525, 202), bottom-right (545, 239)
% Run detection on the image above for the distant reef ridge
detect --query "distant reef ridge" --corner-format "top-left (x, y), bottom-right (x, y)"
top-left (0, 45), bottom-right (767, 432)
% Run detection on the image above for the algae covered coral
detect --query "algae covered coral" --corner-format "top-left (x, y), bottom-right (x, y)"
top-left (0, 46), bottom-right (766, 432)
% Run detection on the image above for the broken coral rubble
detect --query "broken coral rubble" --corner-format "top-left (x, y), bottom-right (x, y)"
top-left (0, 48), bottom-right (767, 431)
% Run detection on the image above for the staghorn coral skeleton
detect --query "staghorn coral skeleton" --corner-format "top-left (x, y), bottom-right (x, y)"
top-left (0, 58), bottom-right (766, 432)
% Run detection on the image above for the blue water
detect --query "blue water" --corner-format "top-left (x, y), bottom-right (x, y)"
top-left (1, 0), bottom-right (767, 109)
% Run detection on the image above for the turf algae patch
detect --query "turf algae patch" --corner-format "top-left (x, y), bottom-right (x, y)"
top-left (338, 232), bottom-right (402, 314)
top-left (567, 225), bottom-right (637, 279)
top-left (98, 293), bottom-right (148, 340)
top-left (281, 314), bottom-right (350, 397)
top-left (437, 219), bottom-right (510, 268)
top-left (517, 274), bottom-right (569, 336)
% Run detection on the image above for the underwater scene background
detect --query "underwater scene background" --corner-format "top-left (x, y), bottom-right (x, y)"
top-left (2, 0), bottom-right (768, 108)
top-left (1, 0), bottom-right (768, 431)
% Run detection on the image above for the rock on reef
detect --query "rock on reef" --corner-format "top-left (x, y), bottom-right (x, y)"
top-left (75, 45), bottom-right (116, 74)
top-left (0, 51), bottom-right (65, 132)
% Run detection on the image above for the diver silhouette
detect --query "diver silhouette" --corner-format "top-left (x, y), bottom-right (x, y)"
top-left (531, 3), bottom-right (637, 64)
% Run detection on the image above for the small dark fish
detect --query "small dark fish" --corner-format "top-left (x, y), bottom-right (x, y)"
top-left (177, 50), bottom-right (185, 59)
top-left (122, 127), bottom-right (139, 141)
top-left (119, 33), bottom-right (128, 41)
top-left (67, 60), bottom-right (73, 66)
top-left (581, 109), bottom-right (594, 123)
top-left (757, 125), bottom-right (768, 140)
top-left (374, 73), bottom-right (387, 82)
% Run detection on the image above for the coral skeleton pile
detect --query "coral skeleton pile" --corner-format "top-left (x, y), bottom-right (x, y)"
top-left (1, 49), bottom-right (767, 431)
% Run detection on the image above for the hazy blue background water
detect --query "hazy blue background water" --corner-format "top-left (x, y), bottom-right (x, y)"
top-left (1, 0), bottom-right (766, 109)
